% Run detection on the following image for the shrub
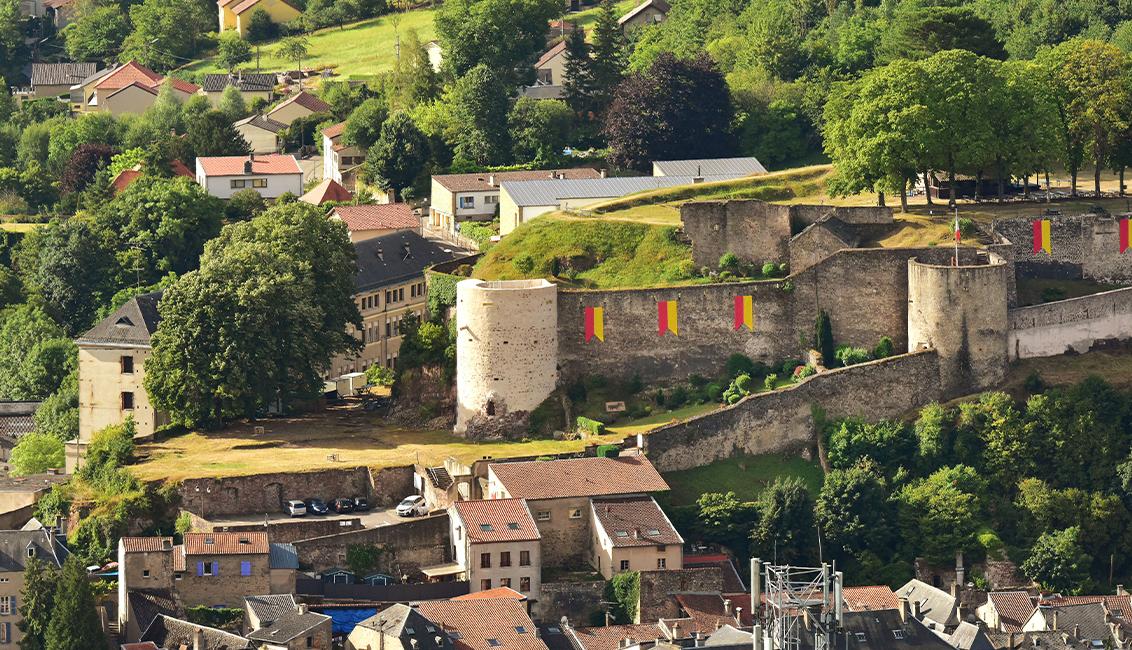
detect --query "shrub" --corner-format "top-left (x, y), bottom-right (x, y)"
top-left (596, 444), bottom-right (620, 458)
top-left (706, 383), bottom-right (723, 401)
top-left (688, 374), bottom-right (708, 388)
top-left (186, 606), bottom-right (244, 631)
top-left (794, 365), bottom-right (817, 382)
top-left (958, 217), bottom-right (977, 239)
top-left (874, 336), bottom-right (894, 359)
top-left (725, 353), bottom-right (756, 378)
top-left (813, 311), bottom-right (834, 363)
top-left (761, 261), bottom-right (778, 277)
top-left (576, 416), bottom-right (606, 436)
top-left (835, 345), bottom-right (872, 367)
top-left (1023, 371), bottom-right (1046, 394)
top-left (781, 359), bottom-right (802, 375)
top-left (668, 386), bottom-right (688, 408)
top-left (654, 389), bottom-right (665, 406)
top-left (763, 373), bottom-right (778, 390)
top-left (733, 374), bottom-right (753, 393)
top-left (365, 364), bottom-right (395, 387)
top-left (225, 189), bottom-right (265, 221)
top-left (778, 262), bottom-right (789, 275)
top-left (718, 252), bottom-right (740, 273)
top-left (514, 254), bottom-right (536, 274)
top-left (626, 374), bottom-right (643, 394)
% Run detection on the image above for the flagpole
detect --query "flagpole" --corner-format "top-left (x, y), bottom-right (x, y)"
top-left (954, 206), bottom-right (960, 267)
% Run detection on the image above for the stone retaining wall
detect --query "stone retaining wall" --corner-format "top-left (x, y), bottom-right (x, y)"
top-left (1008, 286), bottom-right (1132, 359)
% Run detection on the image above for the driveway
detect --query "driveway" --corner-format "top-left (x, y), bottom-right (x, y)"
top-left (202, 505), bottom-right (404, 529)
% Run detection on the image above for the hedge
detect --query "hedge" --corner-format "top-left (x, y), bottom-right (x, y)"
top-left (576, 416), bottom-right (606, 436)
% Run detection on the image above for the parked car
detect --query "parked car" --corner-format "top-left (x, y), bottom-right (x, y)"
top-left (285, 500), bottom-right (306, 517)
top-left (332, 498), bottom-right (354, 514)
top-left (305, 498), bottom-right (330, 515)
top-left (352, 496), bottom-right (370, 511)
top-left (396, 495), bottom-right (428, 517)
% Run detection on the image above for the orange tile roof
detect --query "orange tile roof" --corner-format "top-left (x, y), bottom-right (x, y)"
top-left (172, 545), bottom-right (186, 571)
top-left (170, 159), bottom-right (194, 178)
top-left (417, 599), bottom-right (546, 650)
top-left (300, 178), bottom-right (353, 205)
top-left (196, 154), bottom-right (301, 177)
top-left (591, 496), bottom-right (681, 547)
top-left (453, 587), bottom-right (527, 601)
top-left (987, 591), bottom-right (1037, 632)
top-left (110, 168), bottom-right (143, 195)
top-left (567, 624), bottom-right (662, 650)
top-left (672, 593), bottom-right (751, 630)
top-left (182, 532), bottom-right (269, 556)
top-left (120, 537), bottom-right (173, 553)
top-left (322, 121), bottom-right (346, 139)
top-left (843, 585), bottom-right (901, 612)
top-left (488, 454), bottom-right (668, 500)
top-left (231, 0), bottom-right (301, 14)
top-left (95, 61), bottom-right (199, 94)
top-left (330, 203), bottom-right (418, 232)
top-left (272, 90), bottom-right (331, 115)
top-left (453, 499), bottom-right (540, 544)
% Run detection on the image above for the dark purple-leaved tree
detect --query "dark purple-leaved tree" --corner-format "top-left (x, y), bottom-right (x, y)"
top-left (60, 143), bottom-right (117, 195)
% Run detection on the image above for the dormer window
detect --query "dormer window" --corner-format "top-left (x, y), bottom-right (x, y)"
top-left (479, 524), bottom-right (493, 532)
top-left (204, 537), bottom-right (214, 545)
top-left (26, 547), bottom-right (34, 558)
top-left (115, 316), bottom-right (134, 328)
top-left (507, 523), bottom-right (520, 530)
top-left (892, 630), bottom-right (904, 640)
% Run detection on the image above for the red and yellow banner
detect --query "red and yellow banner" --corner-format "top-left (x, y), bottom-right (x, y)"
top-left (1121, 218), bottom-right (1130, 254)
top-left (733, 295), bottom-right (754, 331)
top-left (657, 300), bottom-right (678, 336)
top-left (1032, 219), bottom-right (1051, 254)
top-left (584, 306), bottom-right (604, 342)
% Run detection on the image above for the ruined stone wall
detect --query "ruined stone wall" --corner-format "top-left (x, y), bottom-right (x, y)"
top-left (178, 467), bottom-right (374, 517)
top-left (292, 513), bottom-right (450, 573)
top-left (641, 351), bottom-right (942, 472)
top-left (789, 221), bottom-right (855, 274)
top-left (637, 567), bottom-right (724, 624)
top-left (533, 579), bottom-right (606, 624)
top-left (200, 517), bottom-right (365, 544)
top-left (683, 200), bottom-right (792, 267)
top-left (992, 214), bottom-right (1132, 283)
top-left (1008, 286), bottom-right (1132, 359)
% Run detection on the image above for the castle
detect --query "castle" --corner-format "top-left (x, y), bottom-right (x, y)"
top-left (452, 200), bottom-right (1132, 448)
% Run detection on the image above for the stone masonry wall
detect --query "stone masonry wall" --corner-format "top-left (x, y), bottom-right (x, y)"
top-left (198, 516), bottom-right (365, 544)
top-left (683, 200), bottom-right (792, 267)
top-left (292, 512), bottom-right (450, 574)
top-left (637, 567), bottom-right (724, 624)
top-left (993, 214), bottom-right (1132, 283)
top-left (641, 350), bottom-right (942, 472)
top-left (533, 579), bottom-right (606, 624)
top-left (1008, 286), bottom-right (1132, 359)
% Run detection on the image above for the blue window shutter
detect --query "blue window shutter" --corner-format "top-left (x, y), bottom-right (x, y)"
top-left (213, 561), bottom-right (219, 576)
top-left (196, 562), bottom-right (204, 577)
top-left (10, 596), bottom-right (15, 612)
top-left (241, 561), bottom-right (251, 577)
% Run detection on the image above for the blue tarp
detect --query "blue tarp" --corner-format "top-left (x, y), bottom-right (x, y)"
top-left (322, 607), bottom-right (378, 635)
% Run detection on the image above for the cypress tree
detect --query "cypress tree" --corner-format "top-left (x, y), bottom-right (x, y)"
top-left (813, 311), bottom-right (835, 366)
top-left (562, 27), bottom-right (593, 116)
top-left (44, 557), bottom-right (104, 650)
top-left (588, 0), bottom-right (628, 115)
top-left (17, 557), bottom-right (58, 650)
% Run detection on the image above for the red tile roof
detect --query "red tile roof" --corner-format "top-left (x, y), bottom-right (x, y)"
top-left (196, 153), bottom-right (301, 177)
top-left (591, 496), bottom-right (681, 548)
top-left (95, 61), bottom-right (199, 94)
top-left (120, 537), bottom-right (173, 553)
top-left (322, 121), bottom-right (346, 139)
top-left (843, 585), bottom-right (901, 612)
top-left (567, 624), bottom-right (662, 650)
top-left (300, 178), bottom-right (353, 205)
top-left (489, 454), bottom-right (669, 500)
top-left (987, 591), bottom-right (1037, 632)
top-left (111, 168), bottom-right (143, 195)
top-left (272, 90), bottom-right (331, 115)
top-left (172, 546), bottom-right (186, 571)
top-left (417, 599), bottom-right (546, 650)
top-left (453, 499), bottom-right (540, 544)
top-left (432, 168), bottom-right (602, 193)
top-left (453, 587), bottom-right (527, 601)
top-left (170, 159), bottom-right (194, 178)
top-left (183, 532), bottom-right (269, 556)
top-left (672, 593), bottom-right (751, 630)
top-left (330, 203), bottom-right (417, 232)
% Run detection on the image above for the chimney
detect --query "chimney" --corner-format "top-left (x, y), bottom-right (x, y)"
top-left (600, 169), bottom-right (607, 179)
top-left (1072, 624), bottom-right (1080, 640)
top-left (951, 582), bottom-right (959, 599)
top-left (1052, 609), bottom-right (1059, 631)
top-left (955, 552), bottom-right (966, 586)
top-left (734, 606), bottom-right (742, 624)
top-left (162, 538), bottom-right (172, 550)
top-left (911, 599), bottom-right (922, 620)
top-left (402, 242), bottom-right (412, 260)
top-left (1119, 585), bottom-right (1127, 596)
top-left (724, 599), bottom-right (731, 615)
top-left (298, 603), bottom-right (308, 615)
top-left (1008, 632), bottom-right (1016, 649)
top-left (243, 157), bottom-right (253, 174)
top-left (193, 627), bottom-right (204, 650)
top-left (671, 622), bottom-right (679, 639)
top-left (898, 597), bottom-right (909, 624)
top-left (489, 175), bottom-right (495, 187)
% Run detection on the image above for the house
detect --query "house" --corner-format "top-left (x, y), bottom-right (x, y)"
top-left (896, 579), bottom-right (958, 629)
top-left (523, 41), bottom-right (567, 100)
top-left (18, 0), bottom-right (45, 17)
top-left (565, 624), bottom-right (664, 650)
top-left (195, 153), bottom-right (303, 200)
top-left (977, 591), bottom-right (1037, 633)
top-left (498, 175), bottom-right (697, 235)
top-left (110, 160), bottom-right (196, 195)
top-left (0, 527), bottom-right (68, 647)
top-left (43, 0), bottom-right (78, 28)
top-left (299, 178), bottom-right (352, 206)
top-left (267, 90), bottom-right (331, 127)
top-left (426, 41), bottom-right (443, 73)
top-left (415, 598), bottom-right (548, 650)
top-left (843, 585), bottom-right (901, 612)
top-left (946, 621), bottom-right (996, 650)
top-left (452, 586), bottom-right (527, 602)
top-left (329, 204), bottom-right (418, 242)
top-left (815, 607), bottom-right (955, 650)
top-left (427, 168), bottom-right (602, 235)
top-left (0, 476), bottom-right (68, 534)
top-left (246, 603), bottom-right (332, 650)
top-left (618, 0), bottom-right (669, 32)
top-left (244, 594), bottom-right (299, 633)
top-left (218, 0), bottom-right (302, 36)
top-left (590, 496), bottom-right (682, 578)
top-left (118, 537), bottom-right (176, 640)
top-left (88, 61), bottom-right (200, 115)
top-left (485, 453), bottom-right (670, 567)
top-left (321, 121), bottom-right (366, 189)
top-left (123, 590), bottom-right (179, 644)
top-left (233, 114), bottom-right (286, 154)
top-left (269, 542), bottom-right (300, 594)
top-left (346, 603), bottom-right (455, 650)
top-left (442, 498), bottom-right (541, 598)
top-left (140, 615), bottom-right (252, 649)
top-left (661, 593), bottom-right (751, 635)
top-left (200, 72), bottom-right (277, 106)
top-left (27, 62), bottom-right (98, 99)
top-left (177, 532), bottom-right (272, 607)
top-left (1022, 603), bottom-right (1117, 645)
top-left (652, 157), bottom-right (768, 180)
top-left (329, 230), bottom-right (467, 376)
top-left (0, 402), bottom-right (38, 452)
top-left (70, 292), bottom-right (168, 473)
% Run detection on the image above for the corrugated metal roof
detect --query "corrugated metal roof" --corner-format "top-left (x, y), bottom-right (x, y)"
top-left (652, 157), bottom-right (768, 178)
top-left (500, 176), bottom-right (697, 207)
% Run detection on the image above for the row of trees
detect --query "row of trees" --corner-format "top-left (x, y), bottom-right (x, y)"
top-left (825, 40), bottom-right (1132, 209)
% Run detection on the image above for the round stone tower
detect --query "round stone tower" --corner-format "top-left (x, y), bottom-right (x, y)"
top-left (907, 254), bottom-right (1010, 398)
top-left (455, 279), bottom-right (559, 438)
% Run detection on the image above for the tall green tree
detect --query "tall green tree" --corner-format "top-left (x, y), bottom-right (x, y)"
top-left (0, 305), bottom-right (75, 401)
top-left (0, 0), bottom-right (25, 79)
top-left (435, 0), bottom-right (560, 86)
top-left (750, 477), bottom-right (817, 565)
top-left (218, 85), bottom-right (249, 121)
top-left (277, 35), bottom-right (310, 79)
top-left (508, 97), bottom-right (572, 164)
top-left (17, 555), bottom-right (59, 650)
top-left (815, 461), bottom-right (894, 557)
top-left (1021, 527), bottom-right (1092, 594)
top-left (217, 31), bottom-right (253, 73)
top-left (878, 4), bottom-right (1005, 64)
top-left (44, 557), bottom-right (105, 650)
top-left (561, 27), bottom-right (593, 116)
top-left (185, 110), bottom-right (251, 158)
top-left (363, 112), bottom-right (430, 201)
top-left (390, 29), bottom-right (441, 110)
top-left (9, 433), bottom-right (64, 476)
top-left (120, 0), bottom-right (212, 70)
top-left (897, 465), bottom-right (985, 564)
top-left (343, 98), bottom-right (389, 150)
top-left (63, 3), bottom-right (131, 63)
top-left (588, 0), bottom-right (628, 115)
top-left (448, 64), bottom-right (512, 166)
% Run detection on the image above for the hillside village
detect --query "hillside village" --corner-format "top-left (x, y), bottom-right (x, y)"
top-left (6, 0), bottom-right (1132, 649)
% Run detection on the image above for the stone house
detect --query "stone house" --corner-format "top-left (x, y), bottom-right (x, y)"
top-left (346, 603), bottom-right (454, 650)
top-left (195, 154), bottom-right (304, 200)
top-left (70, 292), bottom-right (168, 473)
top-left (445, 498), bottom-right (541, 599)
top-left (176, 532), bottom-right (273, 608)
top-left (0, 527), bottom-right (68, 647)
top-left (118, 537), bottom-right (176, 639)
top-left (484, 454), bottom-right (670, 568)
top-left (140, 614), bottom-right (252, 649)
top-left (977, 591), bottom-right (1037, 633)
top-left (416, 598), bottom-right (548, 650)
top-left (267, 91), bottom-right (331, 127)
top-left (244, 594), bottom-right (299, 634)
top-left (617, 0), bottom-right (669, 33)
top-left (589, 496), bottom-right (683, 579)
top-left (218, 0), bottom-right (301, 36)
top-left (246, 603), bottom-right (332, 650)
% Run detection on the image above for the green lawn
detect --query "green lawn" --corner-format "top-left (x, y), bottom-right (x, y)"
top-left (0, 221), bottom-right (41, 233)
top-left (180, 7), bottom-right (438, 79)
top-left (660, 453), bottom-right (825, 506)
top-left (568, 0), bottom-right (640, 30)
top-left (607, 402), bottom-right (721, 436)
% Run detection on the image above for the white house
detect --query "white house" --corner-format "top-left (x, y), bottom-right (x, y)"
top-left (652, 157), bottom-right (768, 180)
top-left (195, 154), bottom-right (303, 200)
top-left (232, 114), bottom-right (285, 154)
top-left (427, 168), bottom-right (602, 235)
top-left (321, 121), bottom-right (366, 189)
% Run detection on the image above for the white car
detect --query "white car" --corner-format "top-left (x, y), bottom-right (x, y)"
top-left (285, 500), bottom-right (307, 517)
top-left (396, 495), bottom-right (427, 517)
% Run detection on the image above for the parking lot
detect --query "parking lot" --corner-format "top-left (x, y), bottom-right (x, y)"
top-left (200, 504), bottom-right (406, 529)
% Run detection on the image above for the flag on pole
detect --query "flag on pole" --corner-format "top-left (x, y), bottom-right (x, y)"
top-left (733, 295), bottom-right (754, 331)
top-left (658, 300), bottom-right (678, 336)
top-left (1121, 218), bottom-right (1131, 254)
top-left (1032, 219), bottom-right (1051, 254)
top-left (584, 306), bottom-right (604, 342)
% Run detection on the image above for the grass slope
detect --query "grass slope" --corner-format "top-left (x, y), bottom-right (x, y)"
top-left (660, 453), bottom-right (825, 506)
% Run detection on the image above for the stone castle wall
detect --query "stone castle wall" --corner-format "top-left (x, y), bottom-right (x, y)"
top-left (292, 512), bottom-right (450, 573)
top-left (682, 200), bottom-right (792, 267)
top-left (1008, 286), bottom-right (1132, 359)
top-left (640, 350), bottom-right (942, 472)
top-left (992, 214), bottom-right (1132, 283)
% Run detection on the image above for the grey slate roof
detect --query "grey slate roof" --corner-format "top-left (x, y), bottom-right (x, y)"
top-left (500, 176), bottom-right (698, 208)
top-left (1038, 603), bottom-right (1111, 642)
top-left (31, 62), bottom-right (98, 87)
top-left (355, 604), bottom-right (453, 650)
top-left (652, 157), bottom-right (767, 178)
top-left (795, 610), bottom-right (952, 650)
top-left (245, 593), bottom-right (298, 624)
top-left (234, 113), bottom-right (286, 133)
top-left (245, 611), bottom-right (330, 643)
top-left (705, 625), bottom-right (753, 646)
top-left (948, 621), bottom-right (995, 650)
top-left (202, 73), bottom-right (277, 93)
top-left (141, 615), bottom-right (252, 650)
top-left (76, 291), bottom-right (162, 347)
top-left (0, 528), bottom-right (68, 572)
top-left (354, 231), bottom-right (468, 293)
top-left (897, 580), bottom-right (958, 628)
top-left (127, 589), bottom-right (180, 635)
top-left (269, 542), bottom-right (299, 570)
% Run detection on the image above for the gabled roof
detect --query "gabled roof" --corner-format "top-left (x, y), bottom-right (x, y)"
top-left (986, 591), bottom-right (1037, 633)
top-left (566, 624), bottom-right (662, 650)
top-left (827, 609), bottom-right (953, 650)
top-left (31, 62), bottom-right (98, 87)
top-left (535, 41), bottom-right (567, 69)
top-left (0, 528), bottom-right (68, 572)
top-left (672, 592), bottom-right (751, 630)
top-left (201, 72), bottom-right (277, 93)
top-left (246, 611), bottom-right (330, 643)
top-left (321, 121), bottom-right (346, 139)
top-left (353, 230), bottom-right (468, 293)
top-left (121, 537), bottom-right (173, 553)
top-left (416, 599), bottom-right (546, 650)
top-left (618, 0), bottom-right (670, 25)
top-left (269, 542), bottom-right (299, 570)
top-left (300, 178), bottom-right (353, 206)
top-left (233, 113), bottom-right (286, 134)
top-left (355, 603), bottom-right (451, 650)
top-left (1033, 603), bottom-right (1112, 642)
top-left (452, 499), bottom-right (540, 544)
top-left (76, 292), bottom-right (163, 347)
top-left (947, 622), bottom-right (995, 650)
top-left (453, 587), bottom-right (527, 601)
top-left (230, 0), bottom-right (301, 14)
top-left (330, 203), bottom-right (417, 232)
top-left (269, 90), bottom-right (331, 115)
top-left (843, 585), bottom-right (901, 612)
top-left (127, 589), bottom-right (179, 637)
top-left (196, 154), bottom-right (301, 177)
top-left (500, 176), bottom-right (700, 208)
top-left (245, 594), bottom-right (298, 624)
top-left (896, 579), bottom-right (957, 627)
top-left (431, 168), bottom-right (602, 193)
top-left (591, 495), bottom-right (682, 548)
top-left (488, 454), bottom-right (669, 500)
top-left (183, 531), bottom-right (269, 556)
top-left (652, 157), bottom-right (767, 178)
top-left (105, 81), bottom-right (159, 100)
top-left (95, 61), bottom-right (199, 94)
top-left (705, 625), bottom-right (752, 647)
top-left (141, 615), bottom-right (252, 649)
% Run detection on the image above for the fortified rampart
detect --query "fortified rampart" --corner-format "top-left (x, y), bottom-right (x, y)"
top-left (1008, 286), bottom-right (1132, 359)
top-left (992, 213), bottom-right (1132, 283)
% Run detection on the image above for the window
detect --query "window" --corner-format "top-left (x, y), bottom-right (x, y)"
top-left (500, 552), bottom-right (511, 567)
top-left (142, 569), bottom-right (150, 578)
top-left (230, 180), bottom-right (247, 189)
top-left (656, 558), bottom-right (666, 569)
top-left (251, 178), bottom-right (267, 188)
top-left (455, 527), bottom-right (462, 540)
top-left (121, 391), bottom-right (135, 410)
top-left (386, 290), bottom-right (393, 304)
top-left (399, 288), bottom-right (405, 301)
top-left (657, 545), bottom-right (666, 552)
top-left (500, 577), bottom-right (511, 588)
top-left (647, 529), bottom-right (661, 536)
top-left (480, 579), bottom-right (491, 591)
top-left (507, 523), bottom-right (520, 530)
top-left (485, 195), bottom-right (499, 205)
top-left (614, 531), bottom-right (629, 538)
top-left (892, 631), bottom-right (904, 640)
top-left (0, 622), bottom-right (9, 642)
top-left (569, 508), bottom-right (582, 519)
top-left (205, 562), bottom-right (216, 576)
top-left (240, 561), bottom-right (251, 577)
top-left (519, 550), bottom-right (530, 566)
top-left (480, 552), bottom-right (491, 568)
top-left (120, 355), bottom-right (134, 374)
top-left (855, 633), bottom-right (866, 642)
top-left (25, 548), bottom-right (33, 558)
top-left (307, 637), bottom-right (313, 648)
top-left (487, 640), bottom-right (501, 647)
top-left (411, 284), bottom-right (417, 298)
top-left (520, 576), bottom-right (531, 592)
top-left (536, 511), bottom-right (550, 521)
top-left (619, 560), bottom-right (630, 571)
top-left (0, 596), bottom-right (11, 615)
top-left (479, 524), bottom-right (494, 532)
top-left (459, 196), bottom-right (475, 209)
top-left (537, 68), bottom-right (553, 84)
top-left (515, 626), bottom-right (526, 634)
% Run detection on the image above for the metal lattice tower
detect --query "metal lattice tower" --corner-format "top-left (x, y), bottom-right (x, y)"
top-left (751, 560), bottom-right (843, 650)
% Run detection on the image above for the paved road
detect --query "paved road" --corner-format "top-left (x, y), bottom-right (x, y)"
top-left (203, 505), bottom-right (406, 529)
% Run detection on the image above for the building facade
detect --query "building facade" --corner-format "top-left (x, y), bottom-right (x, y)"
top-left (449, 499), bottom-right (542, 599)
top-left (195, 154), bottom-right (303, 200)
top-left (0, 528), bottom-right (69, 647)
